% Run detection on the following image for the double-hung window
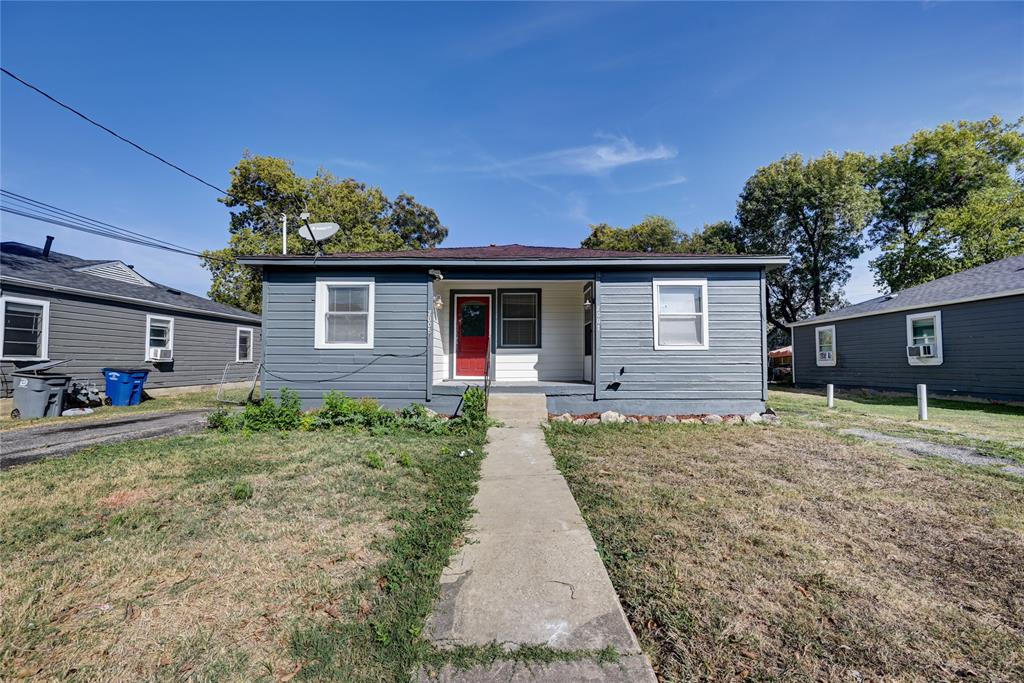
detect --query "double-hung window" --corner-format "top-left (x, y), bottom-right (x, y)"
top-left (145, 315), bottom-right (174, 361)
top-left (499, 291), bottom-right (540, 348)
top-left (653, 279), bottom-right (709, 350)
top-left (236, 327), bottom-right (254, 363)
top-left (315, 279), bottom-right (375, 349)
top-left (906, 311), bottom-right (943, 365)
top-left (1, 296), bottom-right (50, 361)
top-left (815, 325), bottom-right (836, 366)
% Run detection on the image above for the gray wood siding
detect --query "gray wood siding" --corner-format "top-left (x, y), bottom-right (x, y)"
top-left (596, 270), bottom-right (765, 402)
top-left (0, 285), bottom-right (261, 397)
top-left (262, 269), bottom-right (429, 407)
top-left (792, 294), bottom-right (1024, 401)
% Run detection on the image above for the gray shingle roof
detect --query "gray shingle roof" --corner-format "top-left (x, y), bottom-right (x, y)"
top-left (792, 254), bottom-right (1024, 326)
top-left (1, 242), bottom-right (260, 322)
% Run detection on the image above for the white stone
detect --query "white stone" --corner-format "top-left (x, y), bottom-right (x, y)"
top-left (600, 410), bottom-right (626, 424)
top-left (762, 414), bottom-right (782, 426)
top-left (553, 413), bottom-right (574, 423)
top-left (625, 416), bottom-right (639, 423)
top-left (663, 415), bottom-right (679, 424)
top-left (745, 412), bottom-right (763, 424)
top-left (702, 414), bottom-right (724, 424)
top-left (584, 418), bottom-right (600, 426)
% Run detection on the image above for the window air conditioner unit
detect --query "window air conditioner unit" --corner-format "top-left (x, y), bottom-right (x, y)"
top-left (149, 347), bottom-right (173, 361)
top-left (907, 344), bottom-right (934, 358)
top-left (818, 351), bottom-right (832, 362)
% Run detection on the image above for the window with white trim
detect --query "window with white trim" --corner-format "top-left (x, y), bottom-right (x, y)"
top-left (145, 315), bottom-right (174, 361)
top-left (815, 325), bottom-right (836, 366)
top-left (906, 311), bottom-right (943, 365)
top-left (236, 327), bottom-right (254, 362)
top-left (315, 279), bottom-right (375, 349)
top-left (653, 279), bottom-right (709, 350)
top-left (499, 291), bottom-right (540, 348)
top-left (1, 296), bottom-right (50, 361)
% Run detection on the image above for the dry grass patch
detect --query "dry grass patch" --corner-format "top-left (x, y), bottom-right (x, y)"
top-left (547, 422), bottom-right (1024, 682)
top-left (0, 428), bottom-right (454, 680)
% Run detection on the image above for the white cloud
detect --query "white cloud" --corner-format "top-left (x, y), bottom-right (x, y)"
top-left (617, 174), bottom-right (688, 193)
top-left (462, 135), bottom-right (676, 178)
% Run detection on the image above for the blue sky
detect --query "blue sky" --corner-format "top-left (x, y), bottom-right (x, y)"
top-left (2, 2), bottom-right (1022, 302)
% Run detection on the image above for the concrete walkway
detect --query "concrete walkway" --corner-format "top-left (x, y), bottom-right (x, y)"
top-left (0, 409), bottom-right (209, 469)
top-left (423, 394), bottom-right (656, 682)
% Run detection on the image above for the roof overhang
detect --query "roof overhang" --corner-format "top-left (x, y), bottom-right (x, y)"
top-left (238, 255), bottom-right (791, 269)
top-left (788, 289), bottom-right (1024, 327)
top-left (0, 275), bottom-right (261, 324)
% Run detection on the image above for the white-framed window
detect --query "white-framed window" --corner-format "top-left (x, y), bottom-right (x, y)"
top-left (499, 291), bottom-right (540, 348)
top-left (0, 296), bottom-right (50, 361)
top-left (906, 310), bottom-right (943, 366)
top-left (315, 279), bottom-right (375, 349)
top-left (815, 325), bottom-right (836, 367)
top-left (145, 315), bottom-right (174, 361)
top-left (653, 279), bottom-right (709, 350)
top-left (236, 326), bottom-right (254, 363)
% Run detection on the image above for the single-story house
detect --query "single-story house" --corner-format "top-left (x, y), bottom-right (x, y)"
top-left (791, 254), bottom-right (1024, 402)
top-left (1, 239), bottom-right (261, 400)
top-left (239, 244), bottom-right (789, 416)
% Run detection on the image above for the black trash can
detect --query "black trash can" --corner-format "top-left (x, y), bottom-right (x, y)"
top-left (10, 360), bottom-right (73, 419)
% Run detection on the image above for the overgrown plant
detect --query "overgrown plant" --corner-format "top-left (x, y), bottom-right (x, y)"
top-left (207, 388), bottom-right (489, 436)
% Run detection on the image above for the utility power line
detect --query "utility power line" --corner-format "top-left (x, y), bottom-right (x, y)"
top-left (1, 67), bottom-right (233, 198)
top-left (0, 190), bottom-right (231, 263)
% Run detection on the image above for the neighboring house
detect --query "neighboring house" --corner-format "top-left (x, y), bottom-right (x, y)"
top-left (1, 239), bottom-right (261, 399)
top-left (239, 244), bottom-right (789, 416)
top-left (768, 345), bottom-right (792, 382)
top-left (791, 255), bottom-right (1024, 402)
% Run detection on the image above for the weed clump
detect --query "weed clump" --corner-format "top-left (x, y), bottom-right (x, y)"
top-left (229, 481), bottom-right (253, 501)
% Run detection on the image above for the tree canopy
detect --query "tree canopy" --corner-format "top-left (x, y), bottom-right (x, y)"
top-left (735, 151), bottom-right (878, 328)
top-left (581, 215), bottom-right (737, 254)
top-left (869, 116), bottom-right (1024, 292)
top-left (201, 155), bottom-right (447, 313)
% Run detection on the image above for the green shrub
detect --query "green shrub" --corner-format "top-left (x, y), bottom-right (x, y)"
top-left (209, 388), bottom-right (303, 432)
top-left (451, 387), bottom-right (489, 432)
top-left (230, 481), bottom-right (253, 501)
top-left (206, 408), bottom-right (239, 431)
top-left (365, 453), bottom-right (386, 470)
top-left (398, 452), bottom-right (414, 468)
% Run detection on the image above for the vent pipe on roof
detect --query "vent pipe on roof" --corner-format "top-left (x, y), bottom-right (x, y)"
top-left (42, 235), bottom-right (54, 259)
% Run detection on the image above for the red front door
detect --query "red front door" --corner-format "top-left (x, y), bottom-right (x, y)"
top-left (455, 295), bottom-right (490, 377)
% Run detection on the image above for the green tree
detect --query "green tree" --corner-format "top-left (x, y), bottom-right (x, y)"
top-left (581, 216), bottom-right (738, 254)
top-left (201, 155), bottom-right (447, 312)
top-left (870, 116), bottom-right (1024, 292)
top-left (735, 151), bottom-right (877, 330)
top-left (934, 182), bottom-right (1024, 269)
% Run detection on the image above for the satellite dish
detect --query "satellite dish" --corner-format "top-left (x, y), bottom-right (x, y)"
top-left (298, 222), bottom-right (340, 242)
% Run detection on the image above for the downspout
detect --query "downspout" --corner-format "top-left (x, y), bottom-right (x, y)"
top-left (760, 266), bottom-right (768, 403)
top-left (425, 274), bottom-right (434, 402)
top-left (592, 271), bottom-right (601, 402)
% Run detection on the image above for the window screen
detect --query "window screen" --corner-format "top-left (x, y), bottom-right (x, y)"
top-left (500, 292), bottom-right (538, 347)
top-left (149, 319), bottom-right (172, 348)
top-left (911, 318), bottom-right (936, 345)
top-left (238, 328), bottom-right (253, 362)
top-left (656, 284), bottom-right (704, 348)
top-left (3, 302), bottom-right (44, 358)
top-left (326, 285), bottom-right (370, 344)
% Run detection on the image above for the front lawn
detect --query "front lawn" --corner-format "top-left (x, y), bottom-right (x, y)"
top-left (546, 407), bottom-right (1024, 680)
top-left (0, 424), bottom-right (483, 680)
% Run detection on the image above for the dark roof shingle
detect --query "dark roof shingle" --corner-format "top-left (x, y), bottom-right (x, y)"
top-left (793, 254), bottom-right (1024, 326)
top-left (1, 242), bottom-right (259, 322)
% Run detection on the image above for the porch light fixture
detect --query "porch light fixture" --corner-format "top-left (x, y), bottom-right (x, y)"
top-left (433, 295), bottom-right (444, 310)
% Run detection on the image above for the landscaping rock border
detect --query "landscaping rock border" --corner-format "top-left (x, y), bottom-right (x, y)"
top-left (549, 410), bottom-right (781, 426)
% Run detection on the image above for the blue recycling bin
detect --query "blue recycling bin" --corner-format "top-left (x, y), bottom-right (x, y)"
top-left (101, 368), bottom-right (150, 406)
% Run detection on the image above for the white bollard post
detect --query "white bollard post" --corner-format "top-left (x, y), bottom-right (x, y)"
top-left (917, 384), bottom-right (928, 421)
top-left (826, 384), bottom-right (834, 408)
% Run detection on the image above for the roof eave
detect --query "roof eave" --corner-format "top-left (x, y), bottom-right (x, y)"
top-left (788, 288), bottom-right (1024, 327)
top-left (0, 275), bottom-right (261, 323)
top-left (237, 255), bottom-right (790, 269)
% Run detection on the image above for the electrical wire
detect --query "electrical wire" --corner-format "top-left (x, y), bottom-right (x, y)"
top-left (1, 67), bottom-right (233, 198)
top-left (0, 190), bottom-right (233, 264)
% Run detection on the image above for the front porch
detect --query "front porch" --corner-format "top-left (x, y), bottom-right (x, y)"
top-left (430, 278), bottom-right (595, 386)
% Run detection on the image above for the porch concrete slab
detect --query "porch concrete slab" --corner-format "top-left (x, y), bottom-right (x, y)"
top-left (417, 654), bottom-right (657, 682)
top-left (425, 394), bottom-right (654, 681)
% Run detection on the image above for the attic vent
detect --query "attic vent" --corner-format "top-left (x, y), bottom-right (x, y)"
top-left (75, 261), bottom-right (153, 287)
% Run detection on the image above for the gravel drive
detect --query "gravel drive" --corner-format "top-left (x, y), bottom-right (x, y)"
top-left (1, 410), bottom-right (210, 469)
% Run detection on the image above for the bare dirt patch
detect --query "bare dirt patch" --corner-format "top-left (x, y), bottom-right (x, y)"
top-left (547, 423), bottom-right (1024, 681)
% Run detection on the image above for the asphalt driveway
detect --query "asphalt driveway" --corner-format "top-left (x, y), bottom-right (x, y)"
top-left (0, 409), bottom-right (210, 469)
